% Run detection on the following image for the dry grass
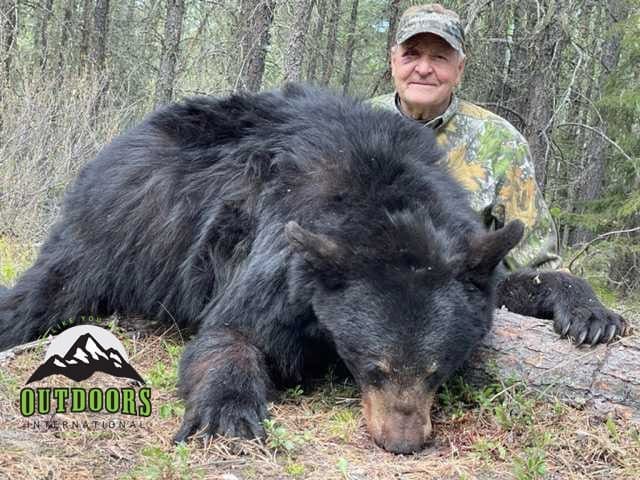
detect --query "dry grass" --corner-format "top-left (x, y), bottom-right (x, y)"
top-left (1, 324), bottom-right (639, 480)
top-left (0, 70), bottom-right (141, 242)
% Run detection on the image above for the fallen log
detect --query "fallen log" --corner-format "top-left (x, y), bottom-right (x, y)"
top-left (0, 337), bottom-right (52, 363)
top-left (468, 309), bottom-right (640, 421)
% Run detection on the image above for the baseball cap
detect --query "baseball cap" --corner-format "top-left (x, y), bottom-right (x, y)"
top-left (395, 4), bottom-right (465, 55)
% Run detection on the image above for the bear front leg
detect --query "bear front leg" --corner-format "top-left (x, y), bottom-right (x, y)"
top-left (174, 328), bottom-right (273, 442)
top-left (496, 269), bottom-right (627, 346)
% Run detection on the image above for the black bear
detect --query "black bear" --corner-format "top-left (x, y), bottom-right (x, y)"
top-left (0, 85), bottom-right (625, 453)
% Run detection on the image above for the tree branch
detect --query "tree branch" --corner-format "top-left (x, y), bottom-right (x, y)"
top-left (567, 226), bottom-right (640, 272)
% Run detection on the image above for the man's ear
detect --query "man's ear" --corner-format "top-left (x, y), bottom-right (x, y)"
top-left (390, 45), bottom-right (398, 77)
top-left (455, 54), bottom-right (465, 86)
top-left (466, 220), bottom-right (524, 275)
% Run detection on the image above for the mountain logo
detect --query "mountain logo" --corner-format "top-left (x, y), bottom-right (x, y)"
top-left (27, 325), bottom-right (144, 384)
top-left (19, 325), bottom-right (152, 419)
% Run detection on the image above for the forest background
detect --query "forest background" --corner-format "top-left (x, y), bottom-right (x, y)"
top-left (0, 0), bottom-right (639, 296)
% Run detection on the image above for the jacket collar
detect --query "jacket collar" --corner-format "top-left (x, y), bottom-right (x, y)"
top-left (394, 93), bottom-right (459, 131)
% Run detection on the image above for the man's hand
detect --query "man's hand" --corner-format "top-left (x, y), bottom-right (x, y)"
top-left (496, 270), bottom-right (627, 346)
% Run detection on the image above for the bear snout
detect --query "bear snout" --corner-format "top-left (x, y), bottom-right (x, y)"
top-left (361, 385), bottom-right (434, 454)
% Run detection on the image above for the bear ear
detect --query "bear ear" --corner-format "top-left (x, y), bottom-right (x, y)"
top-left (285, 221), bottom-right (345, 268)
top-left (466, 220), bottom-right (525, 274)
top-left (244, 150), bottom-right (274, 183)
top-left (282, 83), bottom-right (307, 98)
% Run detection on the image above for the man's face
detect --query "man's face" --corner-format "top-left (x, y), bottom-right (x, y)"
top-left (391, 33), bottom-right (465, 120)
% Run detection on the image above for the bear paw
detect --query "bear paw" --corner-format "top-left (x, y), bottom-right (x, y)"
top-left (174, 398), bottom-right (268, 443)
top-left (553, 303), bottom-right (626, 346)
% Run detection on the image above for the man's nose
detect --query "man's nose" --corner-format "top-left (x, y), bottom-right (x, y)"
top-left (414, 56), bottom-right (434, 76)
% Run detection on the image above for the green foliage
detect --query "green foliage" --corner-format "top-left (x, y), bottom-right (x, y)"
top-left (122, 443), bottom-right (203, 480)
top-left (472, 438), bottom-right (508, 463)
top-left (147, 341), bottom-right (183, 391)
top-left (439, 374), bottom-right (541, 434)
top-left (147, 363), bottom-right (177, 390)
top-left (0, 369), bottom-right (20, 398)
top-left (336, 457), bottom-right (350, 479)
top-left (263, 419), bottom-right (312, 455)
top-left (310, 369), bottom-right (359, 409)
top-left (438, 374), bottom-right (479, 418)
top-left (329, 408), bottom-right (359, 442)
top-left (0, 238), bottom-right (34, 285)
top-left (492, 394), bottom-right (536, 431)
top-left (512, 448), bottom-right (547, 480)
top-left (606, 416), bottom-right (621, 443)
top-left (159, 400), bottom-right (185, 420)
top-left (284, 385), bottom-right (305, 402)
top-left (163, 341), bottom-right (184, 364)
top-left (285, 462), bottom-right (306, 477)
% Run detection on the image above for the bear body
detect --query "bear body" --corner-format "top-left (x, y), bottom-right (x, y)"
top-left (1, 85), bottom-right (530, 453)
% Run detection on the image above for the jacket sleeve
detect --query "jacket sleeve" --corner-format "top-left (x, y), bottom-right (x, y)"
top-left (490, 136), bottom-right (561, 271)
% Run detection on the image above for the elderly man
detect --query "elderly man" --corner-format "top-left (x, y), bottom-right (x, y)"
top-left (371, 4), bottom-right (626, 345)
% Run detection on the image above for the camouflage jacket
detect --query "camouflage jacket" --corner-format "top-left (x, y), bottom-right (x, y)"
top-left (369, 92), bottom-right (561, 271)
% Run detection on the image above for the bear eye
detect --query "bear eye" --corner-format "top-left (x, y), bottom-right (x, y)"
top-left (366, 366), bottom-right (388, 387)
top-left (424, 360), bottom-right (439, 376)
top-left (458, 273), bottom-right (489, 293)
top-left (467, 277), bottom-right (489, 293)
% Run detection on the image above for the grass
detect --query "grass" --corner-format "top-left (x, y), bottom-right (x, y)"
top-left (0, 267), bottom-right (637, 479)
top-left (2, 331), bottom-right (640, 479)
top-left (123, 443), bottom-right (205, 480)
top-left (0, 237), bottom-right (35, 286)
top-left (0, 70), bottom-right (140, 244)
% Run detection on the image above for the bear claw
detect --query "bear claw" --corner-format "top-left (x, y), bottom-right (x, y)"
top-left (174, 401), bottom-right (267, 444)
top-left (589, 327), bottom-right (602, 346)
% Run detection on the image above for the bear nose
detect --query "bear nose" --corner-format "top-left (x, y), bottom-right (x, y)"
top-left (361, 385), bottom-right (435, 453)
top-left (376, 409), bottom-right (432, 454)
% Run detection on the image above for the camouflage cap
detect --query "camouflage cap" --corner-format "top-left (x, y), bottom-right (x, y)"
top-left (395, 4), bottom-right (465, 55)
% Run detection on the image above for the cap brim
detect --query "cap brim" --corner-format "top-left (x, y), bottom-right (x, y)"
top-left (397, 28), bottom-right (464, 55)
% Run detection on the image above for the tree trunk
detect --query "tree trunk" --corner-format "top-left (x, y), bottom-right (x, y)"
top-left (154, 0), bottom-right (185, 107)
top-left (571, 0), bottom-right (629, 245)
top-left (79, 0), bottom-right (94, 68)
top-left (561, 2), bottom-right (601, 249)
top-left (341, 0), bottom-right (358, 95)
top-left (467, 309), bottom-right (640, 421)
top-left (33, 0), bottom-right (54, 69)
top-left (283, 0), bottom-right (315, 82)
top-left (237, 0), bottom-right (277, 92)
top-left (516, 2), bottom-right (565, 191)
top-left (481, 1), bottom-right (510, 105)
top-left (92, 0), bottom-right (110, 71)
top-left (306, 0), bottom-right (326, 82)
top-left (370, 0), bottom-right (401, 96)
top-left (384, 0), bottom-right (401, 55)
top-left (0, 0), bottom-right (16, 80)
top-left (320, 0), bottom-right (340, 86)
top-left (58, 0), bottom-right (76, 74)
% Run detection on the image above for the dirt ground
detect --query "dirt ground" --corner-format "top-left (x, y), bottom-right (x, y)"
top-left (1, 319), bottom-right (639, 480)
